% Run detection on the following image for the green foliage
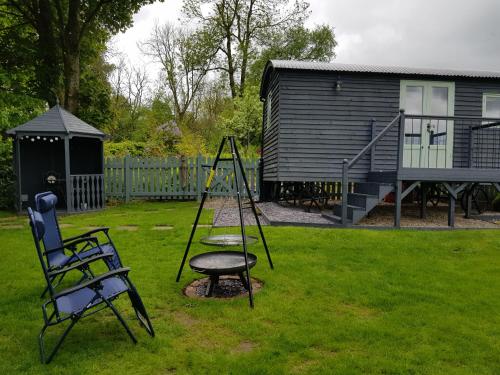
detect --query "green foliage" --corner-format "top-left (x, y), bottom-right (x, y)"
top-left (492, 193), bottom-right (500, 211)
top-left (77, 30), bottom-right (114, 129)
top-left (104, 141), bottom-right (146, 158)
top-left (174, 130), bottom-right (207, 156)
top-left (248, 24), bottom-right (336, 86)
top-left (220, 85), bottom-right (262, 151)
top-left (0, 141), bottom-right (14, 209)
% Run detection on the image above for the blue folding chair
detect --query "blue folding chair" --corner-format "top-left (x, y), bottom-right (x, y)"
top-left (35, 192), bottom-right (122, 296)
top-left (28, 208), bottom-right (154, 363)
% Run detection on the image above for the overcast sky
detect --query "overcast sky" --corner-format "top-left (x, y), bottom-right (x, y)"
top-left (110, 0), bottom-right (500, 73)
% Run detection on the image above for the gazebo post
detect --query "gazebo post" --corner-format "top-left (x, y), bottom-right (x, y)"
top-left (100, 141), bottom-right (106, 209)
top-left (14, 137), bottom-right (22, 212)
top-left (64, 136), bottom-right (72, 212)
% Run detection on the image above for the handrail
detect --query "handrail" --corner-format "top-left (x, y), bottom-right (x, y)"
top-left (347, 113), bottom-right (402, 169)
top-left (471, 121), bottom-right (500, 131)
top-left (406, 114), bottom-right (500, 121)
top-left (340, 110), bottom-right (404, 225)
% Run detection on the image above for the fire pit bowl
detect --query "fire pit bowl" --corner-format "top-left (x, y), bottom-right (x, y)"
top-left (199, 234), bottom-right (258, 247)
top-left (189, 251), bottom-right (257, 275)
top-left (189, 251), bottom-right (257, 297)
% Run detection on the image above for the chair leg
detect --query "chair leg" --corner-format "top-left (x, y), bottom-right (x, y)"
top-left (127, 284), bottom-right (155, 337)
top-left (101, 296), bottom-right (138, 344)
top-left (39, 316), bottom-right (79, 364)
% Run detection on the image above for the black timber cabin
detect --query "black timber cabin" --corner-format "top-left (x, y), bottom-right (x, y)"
top-left (259, 60), bottom-right (500, 227)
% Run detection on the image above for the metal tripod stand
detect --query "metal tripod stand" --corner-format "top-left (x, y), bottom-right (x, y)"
top-left (176, 136), bottom-right (274, 308)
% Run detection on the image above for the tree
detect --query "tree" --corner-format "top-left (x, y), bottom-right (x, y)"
top-left (107, 57), bottom-right (150, 141)
top-left (220, 84), bottom-right (261, 151)
top-left (183, 0), bottom-right (310, 98)
top-left (141, 23), bottom-right (217, 123)
top-left (2, 0), bottom-right (160, 113)
top-left (248, 24), bottom-right (336, 86)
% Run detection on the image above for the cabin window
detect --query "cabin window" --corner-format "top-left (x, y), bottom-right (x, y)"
top-left (483, 94), bottom-right (500, 125)
top-left (266, 92), bottom-right (272, 129)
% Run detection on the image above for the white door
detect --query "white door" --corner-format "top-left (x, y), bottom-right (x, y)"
top-left (400, 81), bottom-right (455, 168)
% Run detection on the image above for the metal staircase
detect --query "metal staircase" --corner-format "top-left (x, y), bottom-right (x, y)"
top-left (323, 181), bottom-right (394, 225)
top-left (324, 112), bottom-right (403, 226)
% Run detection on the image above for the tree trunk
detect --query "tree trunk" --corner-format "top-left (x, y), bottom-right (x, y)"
top-left (36, 0), bottom-right (61, 106)
top-left (239, 42), bottom-right (248, 97)
top-left (225, 34), bottom-right (237, 98)
top-left (62, 0), bottom-right (81, 113)
top-left (63, 50), bottom-right (80, 113)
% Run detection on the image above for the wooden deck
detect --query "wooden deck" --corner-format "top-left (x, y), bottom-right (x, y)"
top-left (369, 168), bottom-right (500, 183)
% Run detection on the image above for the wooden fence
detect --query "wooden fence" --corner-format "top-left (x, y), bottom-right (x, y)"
top-left (104, 155), bottom-right (260, 201)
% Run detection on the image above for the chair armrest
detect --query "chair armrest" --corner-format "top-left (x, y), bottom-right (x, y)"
top-left (44, 237), bottom-right (99, 255)
top-left (63, 227), bottom-right (110, 243)
top-left (53, 267), bottom-right (131, 299)
top-left (47, 253), bottom-right (114, 277)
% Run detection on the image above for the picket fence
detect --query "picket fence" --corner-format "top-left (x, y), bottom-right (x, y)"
top-left (104, 155), bottom-right (260, 201)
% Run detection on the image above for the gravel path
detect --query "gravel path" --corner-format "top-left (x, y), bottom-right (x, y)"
top-left (212, 200), bottom-right (500, 229)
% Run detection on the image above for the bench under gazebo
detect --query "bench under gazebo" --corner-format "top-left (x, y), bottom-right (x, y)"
top-left (6, 105), bottom-right (106, 212)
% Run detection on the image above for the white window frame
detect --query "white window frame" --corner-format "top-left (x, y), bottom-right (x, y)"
top-left (482, 93), bottom-right (500, 126)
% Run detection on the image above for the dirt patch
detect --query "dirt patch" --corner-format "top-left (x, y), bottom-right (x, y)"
top-left (0, 224), bottom-right (23, 229)
top-left (173, 311), bottom-right (200, 327)
top-left (184, 275), bottom-right (263, 299)
top-left (58, 223), bottom-right (74, 228)
top-left (0, 216), bottom-right (19, 222)
top-left (116, 225), bottom-right (139, 231)
top-left (152, 225), bottom-right (174, 230)
top-left (192, 224), bottom-right (212, 228)
top-left (230, 340), bottom-right (256, 354)
top-left (81, 226), bottom-right (103, 231)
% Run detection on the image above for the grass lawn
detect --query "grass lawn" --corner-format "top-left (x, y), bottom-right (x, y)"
top-left (0, 201), bottom-right (499, 374)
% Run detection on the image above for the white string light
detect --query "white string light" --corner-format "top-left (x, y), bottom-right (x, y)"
top-left (21, 135), bottom-right (62, 142)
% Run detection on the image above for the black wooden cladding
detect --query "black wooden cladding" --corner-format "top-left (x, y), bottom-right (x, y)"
top-left (261, 66), bottom-right (500, 182)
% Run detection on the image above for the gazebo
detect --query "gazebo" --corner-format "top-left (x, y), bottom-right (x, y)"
top-left (6, 105), bottom-right (106, 212)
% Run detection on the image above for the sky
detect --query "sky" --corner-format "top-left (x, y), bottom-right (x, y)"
top-left (110, 0), bottom-right (500, 74)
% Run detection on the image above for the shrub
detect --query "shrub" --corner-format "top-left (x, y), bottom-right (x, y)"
top-left (492, 193), bottom-right (500, 212)
top-left (0, 140), bottom-right (14, 209)
top-left (104, 141), bottom-right (146, 158)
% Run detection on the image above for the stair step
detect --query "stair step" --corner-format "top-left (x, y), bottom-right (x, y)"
top-left (347, 193), bottom-right (379, 209)
top-left (322, 212), bottom-right (351, 224)
top-left (333, 203), bottom-right (365, 221)
top-left (354, 182), bottom-right (394, 200)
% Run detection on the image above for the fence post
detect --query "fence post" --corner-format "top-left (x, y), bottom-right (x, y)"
top-left (124, 155), bottom-right (130, 202)
top-left (196, 154), bottom-right (202, 201)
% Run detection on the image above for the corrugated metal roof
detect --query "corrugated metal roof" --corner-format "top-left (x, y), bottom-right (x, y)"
top-left (6, 105), bottom-right (105, 137)
top-left (269, 60), bottom-right (500, 79)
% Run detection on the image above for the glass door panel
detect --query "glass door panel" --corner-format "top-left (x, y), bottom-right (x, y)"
top-left (402, 85), bottom-right (424, 167)
top-left (401, 81), bottom-right (455, 168)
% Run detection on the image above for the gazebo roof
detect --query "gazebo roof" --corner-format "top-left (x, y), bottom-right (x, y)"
top-left (6, 105), bottom-right (105, 138)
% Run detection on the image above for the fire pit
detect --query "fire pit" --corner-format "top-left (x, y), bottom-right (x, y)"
top-left (199, 234), bottom-right (258, 246)
top-left (189, 251), bottom-right (257, 297)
